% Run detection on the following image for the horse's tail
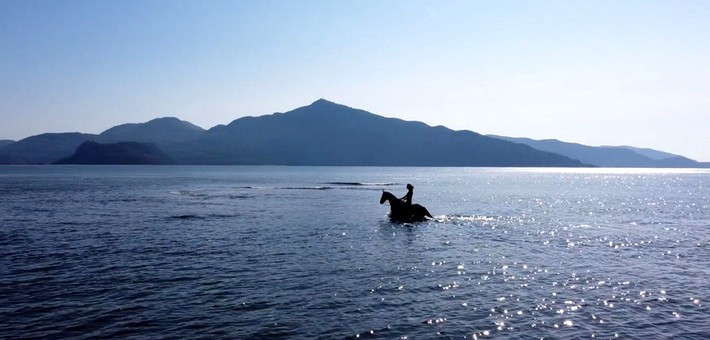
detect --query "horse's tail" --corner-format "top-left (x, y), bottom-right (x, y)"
top-left (412, 204), bottom-right (433, 219)
top-left (423, 207), bottom-right (433, 218)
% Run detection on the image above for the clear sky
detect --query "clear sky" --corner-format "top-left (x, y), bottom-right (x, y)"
top-left (1, 0), bottom-right (709, 161)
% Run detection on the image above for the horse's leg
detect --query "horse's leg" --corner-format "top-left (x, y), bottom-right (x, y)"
top-left (389, 198), bottom-right (408, 221)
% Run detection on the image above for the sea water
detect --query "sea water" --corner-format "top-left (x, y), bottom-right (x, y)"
top-left (1, 166), bottom-right (708, 339)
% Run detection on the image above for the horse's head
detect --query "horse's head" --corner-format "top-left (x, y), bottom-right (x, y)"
top-left (380, 190), bottom-right (389, 204)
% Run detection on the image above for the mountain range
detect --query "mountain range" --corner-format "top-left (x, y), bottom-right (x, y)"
top-left (160, 99), bottom-right (582, 166)
top-left (489, 136), bottom-right (708, 168)
top-left (0, 99), bottom-right (705, 167)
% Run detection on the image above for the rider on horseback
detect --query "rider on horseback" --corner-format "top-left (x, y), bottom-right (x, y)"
top-left (380, 184), bottom-right (431, 222)
top-left (400, 184), bottom-right (414, 206)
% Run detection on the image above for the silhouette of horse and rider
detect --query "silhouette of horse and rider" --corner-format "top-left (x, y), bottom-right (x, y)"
top-left (380, 184), bottom-right (432, 222)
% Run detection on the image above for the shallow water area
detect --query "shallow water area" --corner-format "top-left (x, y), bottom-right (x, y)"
top-left (1, 166), bottom-right (709, 338)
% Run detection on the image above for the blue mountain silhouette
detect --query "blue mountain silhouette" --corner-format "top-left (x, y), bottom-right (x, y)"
top-left (490, 136), bottom-right (707, 168)
top-left (164, 99), bottom-right (585, 166)
top-left (2, 99), bottom-right (703, 167)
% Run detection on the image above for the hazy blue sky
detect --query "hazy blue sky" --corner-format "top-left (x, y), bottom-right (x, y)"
top-left (2, 0), bottom-right (709, 160)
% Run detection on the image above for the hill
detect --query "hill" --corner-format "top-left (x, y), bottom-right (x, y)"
top-left (614, 146), bottom-right (680, 160)
top-left (55, 141), bottom-right (173, 165)
top-left (0, 133), bottom-right (96, 164)
top-left (164, 99), bottom-right (586, 166)
top-left (97, 117), bottom-right (205, 143)
top-left (0, 117), bottom-right (203, 164)
top-left (490, 136), bottom-right (707, 168)
top-left (0, 140), bottom-right (14, 148)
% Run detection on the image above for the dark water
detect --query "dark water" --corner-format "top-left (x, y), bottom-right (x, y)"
top-left (1, 166), bottom-right (708, 339)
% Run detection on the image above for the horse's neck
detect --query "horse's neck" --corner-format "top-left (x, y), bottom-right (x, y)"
top-left (384, 192), bottom-right (399, 204)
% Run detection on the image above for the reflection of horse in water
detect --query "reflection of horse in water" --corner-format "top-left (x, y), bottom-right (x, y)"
top-left (380, 191), bottom-right (432, 223)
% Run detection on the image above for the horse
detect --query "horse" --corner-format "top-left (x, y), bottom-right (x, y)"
top-left (379, 191), bottom-right (433, 223)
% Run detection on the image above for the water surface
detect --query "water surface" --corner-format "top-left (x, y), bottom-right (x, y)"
top-left (1, 166), bottom-right (708, 338)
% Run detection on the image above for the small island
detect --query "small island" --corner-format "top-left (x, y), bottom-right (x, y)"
top-left (54, 141), bottom-right (173, 165)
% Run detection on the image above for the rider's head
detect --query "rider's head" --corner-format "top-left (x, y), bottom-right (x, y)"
top-left (407, 184), bottom-right (413, 190)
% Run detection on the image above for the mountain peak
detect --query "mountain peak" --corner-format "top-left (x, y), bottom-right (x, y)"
top-left (147, 117), bottom-right (181, 124)
top-left (311, 98), bottom-right (336, 106)
top-left (143, 117), bottom-right (204, 130)
top-left (307, 98), bottom-right (354, 111)
top-left (98, 116), bottom-right (205, 143)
